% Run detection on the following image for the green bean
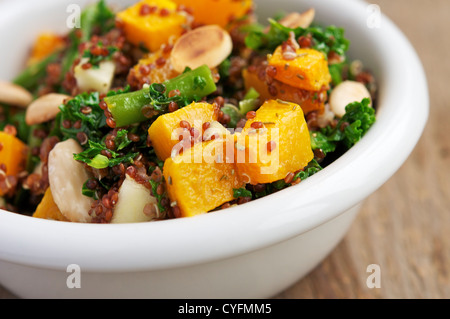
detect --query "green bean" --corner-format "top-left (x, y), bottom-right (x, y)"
top-left (105, 65), bottom-right (217, 127)
top-left (60, 1), bottom-right (112, 81)
top-left (12, 52), bottom-right (60, 92)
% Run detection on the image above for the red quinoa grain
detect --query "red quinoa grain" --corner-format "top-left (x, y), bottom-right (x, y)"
top-left (266, 65), bottom-right (277, 78)
top-left (159, 8), bottom-right (170, 17)
top-left (284, 172), bottom-right (295, 184)
top-left (76, 132), bottom-right (88, 145)
top-left (179, 120), bottom-right (191, 130)
top-left (3, 125), bottom-right (17, 136)
top-left (246, 111), bottom-right (256, 120)
top-left (250, 121), bottom-right (263, 129)
top-left (168, 101), bottom-right (179, 112)
top-left (267, 141), bottom-right (277, 153)
top-left (106, 117), bottom-right (116, 128)
top-left (172, 205), bottom-right (181, 218)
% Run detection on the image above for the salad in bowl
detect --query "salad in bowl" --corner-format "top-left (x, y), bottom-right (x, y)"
top-left (0, 0), bottom-right (376, 224)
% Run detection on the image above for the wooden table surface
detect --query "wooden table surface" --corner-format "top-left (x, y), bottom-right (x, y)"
top-left (1, 0), bottom-right (449, 299)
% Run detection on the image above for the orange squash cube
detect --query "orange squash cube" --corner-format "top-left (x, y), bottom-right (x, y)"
top-left (0, 131), bottom-right (28, 177)
top-left (0, 131), bottom-right (28, 196)
top-left (171, 0), bottom-right (253, 28)
top-left (163, 135), bottom-right (243, 217)
top-left (234, 99), bottom-right (313, 184)
top-left (268, 47), bottom-right (331, 91)
top-left (242, 68), bottom-right (326, 115)
top-left (32, 188), bottom-right (69, 221)
top-left (28, 32), bottom-right (65, 65)
top-left (148, 102), bottom-right (220, 161)
top-left (117, 0), bottom-right (189, 52)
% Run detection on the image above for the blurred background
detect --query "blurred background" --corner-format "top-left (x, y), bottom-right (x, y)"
top-left (1, 0), bottom-right (449, 299)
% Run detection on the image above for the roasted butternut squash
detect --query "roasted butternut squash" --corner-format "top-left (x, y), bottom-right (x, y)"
top-left (0, 131), bottom-right (28, 177)
top-left (267, 47), bottom-right (331, 91)
top-left (148, 102), bottom-right (220, 161)
top-left (117, 0), bottom-right (189, 52)
top-left (171, 0), bottom-right (253, 28)
top-left (242, 68), bottom-right (326, 114)
top-left (32, 188), bottom-right (69, 221)
top-left (27, 32), bottom-right (65, 65)
top-left (163, 135), bottom-right (243, 217)
top-left (234, 99), bottom-right (313, 184)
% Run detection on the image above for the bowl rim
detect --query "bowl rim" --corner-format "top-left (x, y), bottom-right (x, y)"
top-left (0, 0), bottom-right (429, 272)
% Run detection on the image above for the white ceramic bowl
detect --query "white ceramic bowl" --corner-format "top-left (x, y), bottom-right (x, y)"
top-left (0, 0), bottom-right (428, 299)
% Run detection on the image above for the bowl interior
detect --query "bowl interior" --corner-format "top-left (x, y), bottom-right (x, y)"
top-left (0, 0), bottom-right (428, 271)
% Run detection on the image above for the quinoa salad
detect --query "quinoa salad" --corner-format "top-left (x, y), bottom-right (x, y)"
top-left (0, 0), bottom-right (377, 223)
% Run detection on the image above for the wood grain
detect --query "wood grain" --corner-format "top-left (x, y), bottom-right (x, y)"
top-left (1, 0), bottom-right (449, 299)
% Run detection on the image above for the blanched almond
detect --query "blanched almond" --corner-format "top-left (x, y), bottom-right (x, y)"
top-left (264, 8), bottom-right (315, 32)
top-left (25, 93), bottom-right (70, 125)
top-left (0, 80), bottom-right (33, 108)
top-left (170, 25), bottom-right (232, 73)
top-left (280, 8), bottom-right (315, 29)
top-left (48, 139), bottom-right (94, 223)
top-left (329, 80), bottom-right (372, 117)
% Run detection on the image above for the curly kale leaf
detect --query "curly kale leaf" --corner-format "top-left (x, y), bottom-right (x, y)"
top-left (245, 18), bottom-right (350, 57)
top-left (233, 187), bottom-right (253, 199)
top-left (293, 159), bottom-right (323, 182)
top-left (57, 91), bottom-right (107, 143)
top-left (82, 44), bottom-right (118, 68)
top-left (73, 136), bottom-right (138, 170)
top-left (310, 98), bottom-right (376, 155)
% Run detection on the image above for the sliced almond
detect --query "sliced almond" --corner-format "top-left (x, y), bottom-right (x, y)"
top-left (0, 80), bottom-right (33, 108)
top-left (329, 80), bottom-right (372, 118)
top-left (48, 139), bottom-right (94, 223)
top-left (264, 8), bottom-right (315, 32)
top-left (281, 8), bottom-right (315, 29)
top-left (170, 25), bottom-right (233, 73)
top-left (25, 93), bottom-right (70, 125)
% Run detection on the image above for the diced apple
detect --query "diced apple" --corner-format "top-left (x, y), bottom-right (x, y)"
top-left (74, 58), bottom-right (116, 94)
top-left (111, 174), bottom-right (159, 223)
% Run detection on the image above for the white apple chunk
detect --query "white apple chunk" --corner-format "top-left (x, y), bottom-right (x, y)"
top-left (111, 174), bottom-right (159, 224)
top-left (74, 58), bottom-right (116, 94)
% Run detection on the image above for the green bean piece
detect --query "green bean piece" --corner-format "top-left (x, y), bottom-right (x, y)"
top-left (12, 52), bottom-right (60, 92)
top-left (60, 0), bottom-right (115, 81)
top-left (105, 65), bottom-right (217, 128)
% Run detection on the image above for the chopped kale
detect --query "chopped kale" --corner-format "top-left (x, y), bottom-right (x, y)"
top-left (82, 180), bottom-right (98, 200)
top-left (82, 44), bottom-right (118, 68)
top-left (233, 187), bottom-right (253, 199)
top-left (58, 91), bottom-right (107, 144)
top-left (328, 61), bottom-right (347, 86)
top-left (73, 135), bottom-right (139, 169)
top-left (293, 159), bottom-right (323, 182)
top-left (244, 18), bottom-right (350, 58)
top-left (149, 178), bottom-right (167, 214)
top-left (310, 98), bottom-right (376, 156)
